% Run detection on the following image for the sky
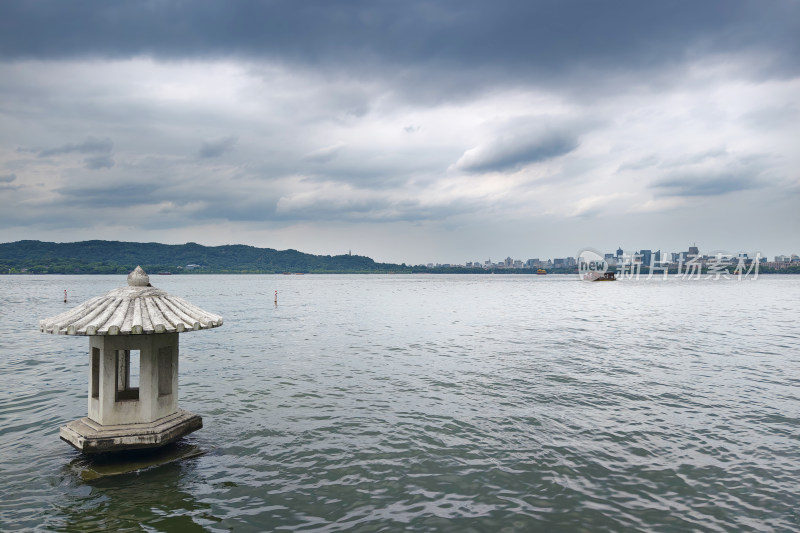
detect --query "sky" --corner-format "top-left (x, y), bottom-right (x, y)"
top-left (1, 1), bottom-right (798, 265)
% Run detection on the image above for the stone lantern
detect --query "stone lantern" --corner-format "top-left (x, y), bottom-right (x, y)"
top-left (39, 266), bottom-right (223, 453)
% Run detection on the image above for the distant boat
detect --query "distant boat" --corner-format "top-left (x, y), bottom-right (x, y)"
top-left (583, 271), bottom-right (616, 281)
top-left (537, 269), bottom-right (547, 275)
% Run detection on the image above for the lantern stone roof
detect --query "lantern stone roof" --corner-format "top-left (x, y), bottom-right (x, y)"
top-left (39, 266), bottom-right (223, 336)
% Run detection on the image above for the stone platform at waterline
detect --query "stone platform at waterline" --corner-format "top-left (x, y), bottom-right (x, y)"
top-left (39, 266), bottom-right (223, 453)
top-left (60, 409), bottom-right (203, 453)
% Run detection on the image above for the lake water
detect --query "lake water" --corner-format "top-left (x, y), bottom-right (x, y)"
top-left (1, 274), bottom-right (798, 532)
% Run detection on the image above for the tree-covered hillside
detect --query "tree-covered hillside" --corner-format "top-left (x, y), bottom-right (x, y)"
top-left (0, 240), bottom-right (409, 274)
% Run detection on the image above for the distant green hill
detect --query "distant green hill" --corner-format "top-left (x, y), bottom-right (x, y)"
top-left (0, 240), bottom-right (410, 274)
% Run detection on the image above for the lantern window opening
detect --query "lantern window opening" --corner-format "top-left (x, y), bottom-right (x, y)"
top-left (115, 349), bottom-right (140, 401)
top-left (158, 346), bottom-right (173, 397)
top-left (90, 348), bottom-right (100, 399)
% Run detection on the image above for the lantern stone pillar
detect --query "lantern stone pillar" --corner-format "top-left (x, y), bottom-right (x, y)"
top-left (88, 333), bottom-right (180, 425)
top-left (39, 266), bottom-right (223, 453)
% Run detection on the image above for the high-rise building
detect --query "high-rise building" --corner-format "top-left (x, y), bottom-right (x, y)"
top-left (640, 250), bottom-right (652, 268)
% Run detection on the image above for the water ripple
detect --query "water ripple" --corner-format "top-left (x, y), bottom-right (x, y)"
top-left (1, 274), bottom-right (799, 531)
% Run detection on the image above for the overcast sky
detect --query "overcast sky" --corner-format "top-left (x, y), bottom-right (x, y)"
top-left (1, 1), bottom-right (798, 264)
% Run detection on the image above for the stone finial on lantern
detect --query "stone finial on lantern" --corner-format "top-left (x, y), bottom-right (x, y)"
top-left (39, 266), bottom-right (223, 453)
top-left (127, 265), bottom-right (150, 287)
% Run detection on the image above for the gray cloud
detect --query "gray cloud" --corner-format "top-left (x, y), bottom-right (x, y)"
top-left (84, 154), bottom-right (114, 169)
top-left (1, 1), bottom-right (797, 92)
top-left (649, 150), bottom-right (777, 199)
top-left (273, 194), bottom-right (474, 224)
top-left (303, 143), bottom-right (345, 164)
top-left (455, 130), bottom-right (579, 174)
top-left (617, 155), bottom-right (659, 173)
top-left (0, 173), bottom-right (15, 183)
top-left (653, 174), bottom-right (763, 197)
top-left (55, 182), bottom-right (160, 209)
top-left (0, 2), bottom-right (798, 262)
top-left (743, 104), bottom-right (800, 130)
top-left (619, 149), bottom-right (730, 173)
top-left (198, 135), bottom-right (237, 158)
top-left (658, 148), bottom-right (728, 169)
top-left (35, 136), bottom-right (114, 169)
top-left (37, 136), bottom-right (113, 158)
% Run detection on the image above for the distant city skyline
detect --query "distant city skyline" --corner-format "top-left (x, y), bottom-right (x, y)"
top-left (1, 2), bottom-right (798, 264)
top-left (420, 245), bottom-right (799, 270)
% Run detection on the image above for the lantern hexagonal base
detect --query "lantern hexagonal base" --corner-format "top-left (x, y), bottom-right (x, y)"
top-left (60, 409), bottom-right (202, 454)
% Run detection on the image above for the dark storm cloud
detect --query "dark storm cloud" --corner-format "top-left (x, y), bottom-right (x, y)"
top-left (198, 136), bottom-right (237, 158)
top-left (1, 1), bottom-right (798, 86)
top-left (455, 130), bottom-right (579, 174)
top-left (1, 2), bottom-right (798, 259)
